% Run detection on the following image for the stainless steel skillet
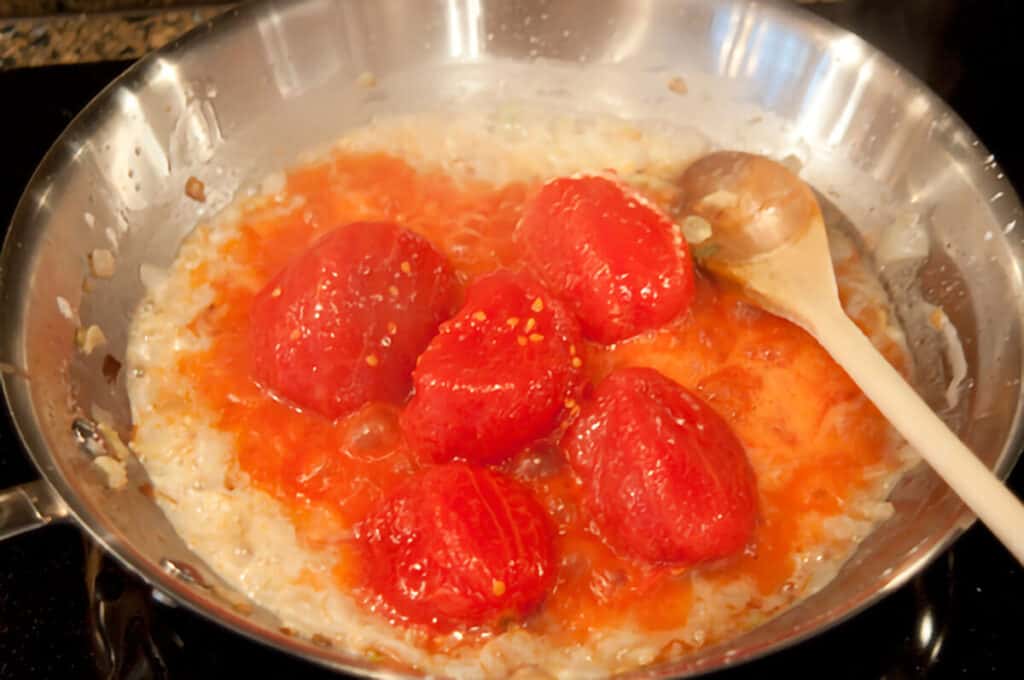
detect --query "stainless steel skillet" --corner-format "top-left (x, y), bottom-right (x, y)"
top-left (2, 0), bottom-right (1022, 677)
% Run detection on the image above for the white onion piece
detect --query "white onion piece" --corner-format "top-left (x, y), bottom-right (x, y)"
top-left (56, 296), bottom-right (74, 321)
top-left (875, 212), bottom-right (930, 267)
top-left (94, 456), bottom-right (127, 489)
top-left (682, 215), bottom-right (712, 244)
top-left (139, 263), bottom-right (169, 293)
top-left (931, 305), bottom-right (969, 410)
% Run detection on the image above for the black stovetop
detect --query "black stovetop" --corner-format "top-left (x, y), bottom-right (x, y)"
top-left (2, 2), bottom-right (1024, 678)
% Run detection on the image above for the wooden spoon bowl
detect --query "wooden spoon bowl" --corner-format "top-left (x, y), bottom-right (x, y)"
top-left (679, 151), bottom-right (1024, 565)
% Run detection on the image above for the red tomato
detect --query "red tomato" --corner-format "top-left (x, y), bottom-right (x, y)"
top-left (561, 367), bottom-right (757, 565)
top-left (357, 463), bottom-right (556, 630)
top-left (401, 270), bottom-right (584, 465)
top-left (516, 175), bottom-right (695, 344)
top-left (249, 222), bottom-right (459, 419)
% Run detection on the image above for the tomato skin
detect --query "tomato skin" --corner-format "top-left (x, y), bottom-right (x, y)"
top-left (561, 367), bottom-right (758, 565)
top-left (248, 222), bottom-right (459, 419)
top-left (357, 463), bottom-right (556, 630)
top-left (401, 270), bottom-right (584, 465)
top-left (516, 175), bottom-right (695, 344)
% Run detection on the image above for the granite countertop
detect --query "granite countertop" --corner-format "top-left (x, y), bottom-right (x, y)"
top-left (0, 0), bottom-right (844, 71)
top-left (0, 4), bottom-right (232, 69)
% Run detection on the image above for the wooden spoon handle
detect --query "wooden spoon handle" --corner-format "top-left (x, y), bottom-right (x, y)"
top-left (811, 310), bottom-right (1024, 564)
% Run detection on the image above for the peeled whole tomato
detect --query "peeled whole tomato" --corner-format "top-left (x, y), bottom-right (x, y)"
top-left (401, 270), bottom-right (584, 465)
top-left (562, 366), bottom-right (758, 565)
top-left (517, 175), bottom-right (695, 344)
top-left (249, 221), bottom-right (459, 419)
top-left (357, 463), bottom-right (556, 630)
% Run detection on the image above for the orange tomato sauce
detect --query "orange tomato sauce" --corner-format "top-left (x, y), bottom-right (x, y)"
top-left (178, 151), bottom-right (898, 647)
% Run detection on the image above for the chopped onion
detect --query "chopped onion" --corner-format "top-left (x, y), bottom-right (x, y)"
top-left (875, 212), bottom-right (930, 267)
top-left (97, 420), bottom-right (132, 462)
top-left (927, 304), bottom-right (969, 410)
top-left (779, 154), bottom-right (803, 175)
top-left (667, 76), bottom-right (688, 95)
top-left (89, 249), bottom-right (116, 278)
top-left (682, 215), bottom-right (713, 244)
top-left (56, 296), bottom-right (74, 321)
top-left (76, 324), bottom-right (107, 355)
top-left (139, 263), bottom-right (168, 292)
top-left (698, 190), bottom-right (739, 211)
top-left (94, 455), bottom-right (127, 489)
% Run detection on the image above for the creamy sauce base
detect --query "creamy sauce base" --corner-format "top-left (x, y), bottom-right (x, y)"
top-left (127, 111), bottom-right (911, 677)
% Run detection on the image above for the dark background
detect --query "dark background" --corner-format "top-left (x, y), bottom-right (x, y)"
top-left (0, 1), bottom-right (233, 17)
top-left (1, 1), bottom-right (1023, 678)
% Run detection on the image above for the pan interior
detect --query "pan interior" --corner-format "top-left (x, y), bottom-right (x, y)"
top-left (1, 0), bottom-right (1021, 677)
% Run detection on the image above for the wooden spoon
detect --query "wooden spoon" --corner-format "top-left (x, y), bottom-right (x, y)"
top-left (678, 151), bottom-right (1024, 565)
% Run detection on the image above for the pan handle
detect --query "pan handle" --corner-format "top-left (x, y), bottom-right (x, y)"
top-left (0, 480), bottom-right (70, 542)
